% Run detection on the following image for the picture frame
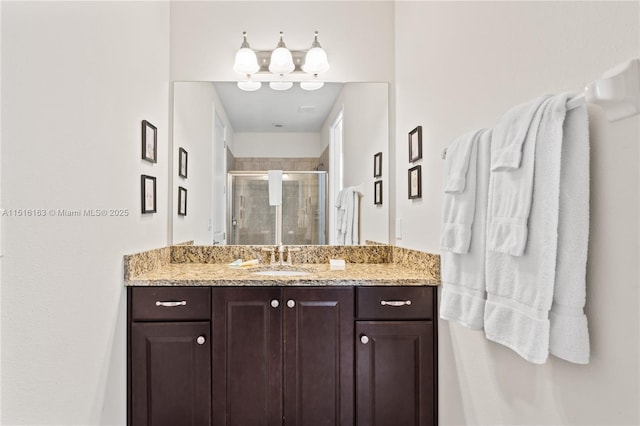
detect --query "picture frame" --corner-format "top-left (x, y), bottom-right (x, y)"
top-left (373, 152), bottom-right (382, 178)
top-left (178, 147), bottom-right (188, 178)
top-left (374, 180), bottom-right (383, 205)
top-left (408, 126), bottom-right (422, 163)
top-left (141, 175), bottom-right (157, 213)
top-left (178, 186), bottom-right (187, 216)
top-left (408, 165), bottom-right (422, 199)
top-left (142, 120), bottom-right (157, 163)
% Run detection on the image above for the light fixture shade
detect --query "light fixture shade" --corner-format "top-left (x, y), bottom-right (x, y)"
top-left (237, 80), bottom-right (262, 91)
top-left (269, 47), bottom-right (295, 74)
top-left (300, 81), bottom-right (324, 91)
top-left (269, 81), bottom-right (293, 91)
top-left (302, 47), bottom-right (329, 74)
top-left (233, 47), bottom-right (260, 75)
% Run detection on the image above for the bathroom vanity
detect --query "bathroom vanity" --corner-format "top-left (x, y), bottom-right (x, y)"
top-left (125, 245), bottom-right (440, 426)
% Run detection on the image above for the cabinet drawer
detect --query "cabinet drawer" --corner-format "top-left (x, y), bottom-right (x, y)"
top-left (130, 287), bottom-right (211, 321)
top-left (356, 286), bottom-right (434, 320)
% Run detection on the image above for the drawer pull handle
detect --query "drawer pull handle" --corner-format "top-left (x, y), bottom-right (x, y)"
top-left (155, 301), bottom-right (187, 307)
top-left (287, 300), bottom-right (296, 308)
top-left (196, 335), bottom-right (206, 345)
top-left (360, 335), bottom-right (370, 344)
top-left (380, 300), bottom-right (412, 307)
top-left (271, 299), bottom-right (280, 308)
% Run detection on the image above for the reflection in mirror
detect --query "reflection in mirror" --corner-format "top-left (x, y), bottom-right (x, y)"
top-left (171, 82), bottom-right (389, 246)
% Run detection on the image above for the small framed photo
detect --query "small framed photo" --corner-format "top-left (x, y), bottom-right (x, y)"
top-left (178, 147), bottom-right (188, 178)
top-left (373, 152), bottom-right (382, 178)
top-left (408, 165), bottom-right (422, 199)
top-left (374, 180), bottom-right (383, 205)
top-left (142, 120), bottom-right (157, 163)
top-left (409, 126), bottom-right (422, 163)
top-left (141, 175), bottom-right (157, 213)
top-left (178, 186), bottom-right (187, 216)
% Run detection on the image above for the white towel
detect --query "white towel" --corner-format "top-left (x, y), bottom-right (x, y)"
top-left (484, 93), bottom-right (572, 364)
top-left (487, 96), bottom-right (552, 256)
top-left (440, 129), bottom-right (491, 329)
top-left (491, 95), bottom-right (550, 171)
top-left (549, 100), bottom-right (590, 364)
top-left (268, 170), bottom-right (282, 206)
top-left (441, 129), bottom-right (486, 254)
top-left (444, 130), bottom-right (478, 193)
top-left (336, 187), bottom-right (360, 245)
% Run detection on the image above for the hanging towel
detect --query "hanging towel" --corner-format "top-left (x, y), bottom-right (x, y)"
top-left (487, 96), bottom-right (553, 256)
top-left (549, 100), bottom-right (590, 364)
top-left (444, 130), bottom-right (479, 193)
top-left (440, 129), bottom-right (492, 329)
top-left (336, 187), bottom-right (360, 245)
top-left (268, 170), bottom-right (283, 206)
top-left (441, 129), bottom-right (486, 254)
top-left (484, 93), bottom-right (573, 363)
top-left (491, 95), bottom-right (550, 171)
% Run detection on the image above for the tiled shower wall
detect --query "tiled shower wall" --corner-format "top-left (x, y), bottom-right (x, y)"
top-left (232, 157), bottom-right (323, 171)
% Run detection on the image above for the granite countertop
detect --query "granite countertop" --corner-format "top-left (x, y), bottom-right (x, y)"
top-left (126, 263), bottom-right (439, 287)
top-left (124, 245), bottom-right (441, 287)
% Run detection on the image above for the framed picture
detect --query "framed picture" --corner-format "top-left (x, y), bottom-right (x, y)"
top-left (142, 120), bottom-right (157, 163)
top-left (178, 147), bottom-right (188, 178)
top-left (374, 180), bottom-right (383, 205)
top-left (178, 186), bottom-right (187, 216)
top-left (141, 175), bottom-right (157, 213)
top-left (409, 126), bottom-right (422, 163)
top-left (373, 152), bottom-right (382, 178)
top-left (408, 165), bottom-right (422, 199)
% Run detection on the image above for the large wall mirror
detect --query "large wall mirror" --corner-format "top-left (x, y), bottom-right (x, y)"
top-left (170, 81), bottom-right (389, 246)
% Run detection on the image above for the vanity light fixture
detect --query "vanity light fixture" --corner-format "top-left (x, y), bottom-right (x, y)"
top-left (269, 81), bottom-right (294, 91)
top-left (269, 32), bottom-right (295, 74)
top-left (233, 30), bottom-right (329, 91)
top-left (237, 80), bottom-right (262, 91)
top-left (300, 80), bottom-right (325, 91)
top-left (233, 32), bottom-right (260, 75)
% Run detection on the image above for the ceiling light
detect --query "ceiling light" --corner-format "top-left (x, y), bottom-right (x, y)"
top-left (268, 32), bottom-right (295, 75)
top-left (269, 81), bottom-right (294, 91)
top-left (237, 80), bottom-right (262, 91)
top-left (300, 81), bottom-right (325, 91)
top-left (232, 32), bottom-right (260, 75)
top-left (302, 32), bottom-right (329, 74)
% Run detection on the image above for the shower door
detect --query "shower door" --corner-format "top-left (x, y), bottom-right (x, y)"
top-left (228, 172), bottom-right (327, 245)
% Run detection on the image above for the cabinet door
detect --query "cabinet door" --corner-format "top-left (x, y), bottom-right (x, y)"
top-left (131, 321), bottom-right (211, 426)
top-left (283, 287), bottom-right (354, 425)
top-left (212, 287), bottom-right (283, 426)
top-left (356, 321), bottom-right (436, 426)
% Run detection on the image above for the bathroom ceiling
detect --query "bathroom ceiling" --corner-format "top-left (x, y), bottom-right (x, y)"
top-left (213, 82), bottom-right (343, 133)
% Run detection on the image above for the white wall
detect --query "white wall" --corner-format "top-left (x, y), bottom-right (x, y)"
top-left (170, 1), bottom-right (394, 82)
top-left (233, 132), bottom-right (322, 158)
top-left (395, 2), bottom-right (639, 425)
top-left (1, 2), bottom-right (170, 424)
top-left (323, 83), bottom-right (390, 244)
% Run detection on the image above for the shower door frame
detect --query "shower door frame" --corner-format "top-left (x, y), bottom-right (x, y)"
top-left (226, 171), bottom-right (329, 246)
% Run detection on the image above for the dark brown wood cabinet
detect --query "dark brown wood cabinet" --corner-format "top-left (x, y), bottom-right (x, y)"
top-left (128, 285), bottom-right (436, 426)
top-left (355, 287), bottom-right (438, 426)
top-left (128, 287), bottom-right (212, 426)
top-left (212, 287), bottom-right (354, 426)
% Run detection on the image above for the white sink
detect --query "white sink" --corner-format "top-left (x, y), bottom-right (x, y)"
top-left (252, 270), bottom-right (311, 277)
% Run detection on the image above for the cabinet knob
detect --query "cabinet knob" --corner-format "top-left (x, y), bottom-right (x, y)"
top-left (271, 299), bottom-right (280, 308)
top-left (196, 335), bottom-right (206, 345)
top-left (287, 300), bottom-right (296, 308)
top-left (360, 335), bottom-right (369, 344)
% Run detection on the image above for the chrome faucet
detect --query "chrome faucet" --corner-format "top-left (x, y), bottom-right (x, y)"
top-left (277, 244), bottom-right (285, 266)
